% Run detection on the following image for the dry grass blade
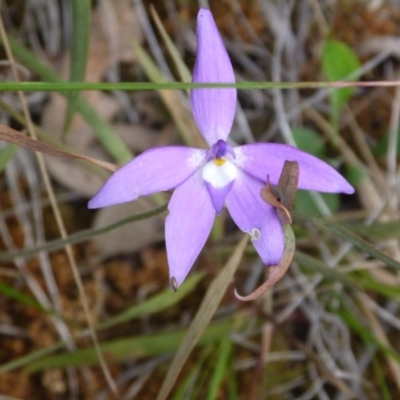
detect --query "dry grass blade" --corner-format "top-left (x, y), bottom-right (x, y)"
top-left (131, 38), bottom-right (206, 149)
top-left (0, 123), bottom-right (117, 172)
top-left (149, 5), bottom-right (191, 84)
top-left (156, 234), bottom-right (249, 400)
top-left (286, 331), bottom-right (357, 398)
top-left (357, 292), bottom-right (400, 393)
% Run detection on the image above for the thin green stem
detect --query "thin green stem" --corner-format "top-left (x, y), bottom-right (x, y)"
top-left (0, 204), bottom-right (168, 261)
top-left (0, 80), bottom-right (398, 91)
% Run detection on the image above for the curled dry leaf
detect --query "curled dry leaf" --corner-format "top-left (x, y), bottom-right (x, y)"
top-left (276, 161), bottom-right (299, 211)
top-left (0, 123), bottom-right (117, 172)
top-left (261, 161), bottom-right (299, 224)
top-left (261, 177), bottom-right (292, 224)
top-left (235, 161), bottom-right (299, 301)
top-left (234, 224), bottom-right (295, 301)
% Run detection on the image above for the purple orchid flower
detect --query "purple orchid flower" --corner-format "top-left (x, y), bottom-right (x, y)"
top-left (88, 8), bottom-right (354, 288)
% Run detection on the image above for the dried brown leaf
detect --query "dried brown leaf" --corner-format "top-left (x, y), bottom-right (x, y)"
top-left (235, 161), bottom-right (299, 301)
top-left (234, 225), bottom-right (295, 301)
top-left (277, 160), bottom-right (299, 212)
top-left (261, 178), bottom-right (292, 224)
top-left (260, 161), bottom-right (299, 224)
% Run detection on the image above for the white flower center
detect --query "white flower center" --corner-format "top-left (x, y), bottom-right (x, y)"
top-left (202, 158), bottom-right (238, 188)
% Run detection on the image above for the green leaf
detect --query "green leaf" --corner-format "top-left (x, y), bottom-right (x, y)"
top-left (345, 163), bottom-right (367, 186)
top-left (63, 0), bottom-right (91, 136)
top-left (322, 40), bottom-right (360, 117)
top-left (292, 127), bottom-right (325, 157)
top-left (292, 127), bottom-right (340, 214)
top-left (294, 190), bottom-right (339, 215)
top-left (373, 129), bottom-right (400, 157)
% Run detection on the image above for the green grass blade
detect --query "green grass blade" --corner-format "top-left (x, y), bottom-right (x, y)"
top-left (132, 38), bottom-right (206, 148)
top-left (338, 298), bottom-right (400, 364)
top-left (228, 358), bottom-right (239, 400)
top-left (0, 98), bottom-right (110, 180)
top-left (0, 35), bottom-right (132, 163)
top-left (97, 272), bottom-right (205, 331)
top-left (0, 271), bottom-right (199, 373)
top-left (351, 219), bottom-right (400, 242)
top-left (207, 339), bottom-right (232, 400)
top-left (63, 0), bottom-right (91, 136)
top-left (0, 143), bottom-right (17, 172)
top-left (172, 345), bottom-right (215, 399)
top-left (295, 251), bottom-right (359, 290)
top-left (353, 271), bottom-right (400, 300)
top-left (0, 342), bottom-right (64, 374)
top-left (26, 320), bottom-right (232, 372)
top-left (75, 96), bottom-right (133, 163)
top-left (150, 6), bottom-right (191, 85)
top-left (0, 204), bottom-right (168, 261)
top-left (0, 282), bottom-right (44, 310)
top-left (296, 213), bottom-right (400, 271)
top-left (0, 80), bottom-right (389, 92)
top-left (373, 358), bottom-right (392, 400)
top-left (172, 365), bottom-right (201, 400)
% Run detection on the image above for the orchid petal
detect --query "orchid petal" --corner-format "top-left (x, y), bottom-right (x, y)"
top-left (205, 180), bottom-right (234, 214)
top-left (235, 144), bottom-right (354, 194)
top-left (226, 172), bottom-right (284, 266)
top-left (190, 8), bottom-right (237, 146)
top-left (166, 171), bottom-right (215, 287)
top-left (202, 157), bottom-right (237, 213)
top-left (89, 147), bottom-right (206, 208)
